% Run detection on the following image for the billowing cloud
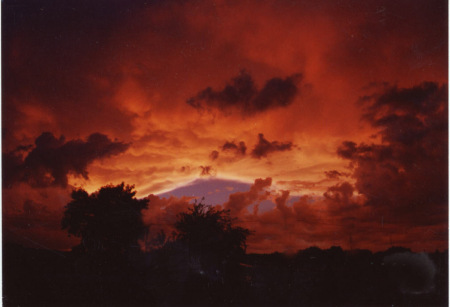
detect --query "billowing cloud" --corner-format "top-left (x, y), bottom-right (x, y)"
top-left (223, 177), bottom-right (272, 215)
top-left (324, 182), bottom-right (354, 204)
top-left (338, 82), bottom-right (448, 226)
top-left (3, 132), bottom-right (130, 188)
top-left (187, 70), bottom-right (302, 115)
top-left (323, 182), bottom-right (361, 216)
top-left (251, 133), bottom-right (294, 159)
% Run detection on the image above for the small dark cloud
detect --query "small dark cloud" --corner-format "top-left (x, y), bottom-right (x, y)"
top-left (207, 140), bottom-right (247, 164)
top-left (180, 166), bottom-right (191, 173)
top-left (187, 70), bottom-right (302, 115)
top-left (199, 165), bottom-right (216, 176)
top-left (251, 133), bottom-right (294, 159)
top-left (324, 170), bottom-right (349, 179)
top-left (3, 132), bottom-right (130, 188)
top-left (222, 141), bottom-right (247, 156)
top-left (337, 141), bottom-right (391, 162)
top-left (209, 150), bottom-right (219, 160)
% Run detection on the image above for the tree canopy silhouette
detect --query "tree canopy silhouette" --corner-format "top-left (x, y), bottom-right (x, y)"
top-left (175, 202), bottom-right (250, 261)
top-left (61, 183), bottom-right (148, 254)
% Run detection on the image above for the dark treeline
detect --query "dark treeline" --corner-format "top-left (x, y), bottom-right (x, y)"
top-left (3, 183), bottom-right (448, 306)
top-left (3, 243), bottom-right (448, 306)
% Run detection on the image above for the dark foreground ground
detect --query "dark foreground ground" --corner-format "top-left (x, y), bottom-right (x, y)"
top-left (3, 243), bottom-right (448, 306)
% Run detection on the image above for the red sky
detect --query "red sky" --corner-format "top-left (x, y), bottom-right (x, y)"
top-left (3, 0), bottom-right (448, 253)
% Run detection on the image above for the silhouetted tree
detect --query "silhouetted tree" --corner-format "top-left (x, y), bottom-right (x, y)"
top-left (61, 183), bottom-right (148, 254)
top-left (175, 202), bottom-right (250, 259)
top-left (172, 202), bottom-right (251, 303)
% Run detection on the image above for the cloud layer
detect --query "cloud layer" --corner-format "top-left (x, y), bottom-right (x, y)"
top-left (4, 132), bottom-right (129, 188)
top-left (2, 0), bottom-right (447, 253)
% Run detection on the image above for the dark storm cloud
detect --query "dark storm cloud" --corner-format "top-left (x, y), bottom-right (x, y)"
top-left (251, 133), bottom-right (294, 159)
top-left (187, 70), bottom-right (302, 115)
top-left (222, 141), bottom-right (247, 156)
top-left (338, 82), bottom-right (448, 226)
top-left (3, 132), bottom-right (130, 188)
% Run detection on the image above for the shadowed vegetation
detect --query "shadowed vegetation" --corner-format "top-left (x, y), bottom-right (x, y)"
top-left (61, 183), bottom-right (148, 255)
top-left (3, 183), bottom-right (448, 306)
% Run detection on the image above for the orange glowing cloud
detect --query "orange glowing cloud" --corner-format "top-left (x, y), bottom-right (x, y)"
top-left (2, 0), bottom-right (447, 253)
